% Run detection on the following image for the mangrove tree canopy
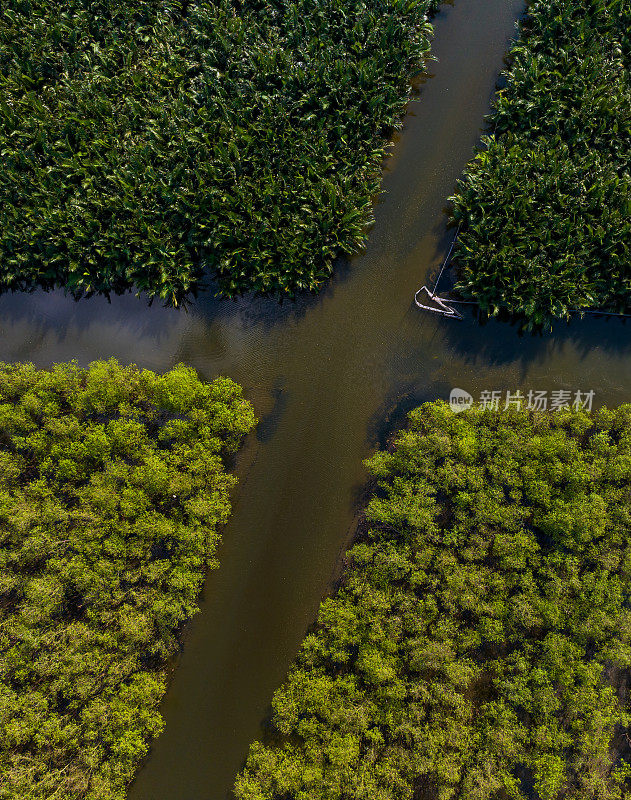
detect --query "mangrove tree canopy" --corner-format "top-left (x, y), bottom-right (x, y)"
top-left (451, 0), bottom-right (631, 326)
top-left (0, 0), bottom-right (437, 301)
top-left (235, 402), bottom-right (631, 800)
top-left (0, 359), bottom-right (255, 799)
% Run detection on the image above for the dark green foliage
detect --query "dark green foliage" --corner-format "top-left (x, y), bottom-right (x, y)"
top-left (235, 402), bottom-right (631, 800)
top-left (0, 0), bottom-right (436, 302)
top-left (0, 359), bottom-right (255, 799)
top-left (450, 0), bottom-right (631, 326)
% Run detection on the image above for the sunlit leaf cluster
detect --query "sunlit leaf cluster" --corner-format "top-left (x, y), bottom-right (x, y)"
top-left (0, 359), bottom-right (255, 799)
top-left (450, 0), bottom-right (631, 326)
top-left (235, 402), bottom-right (631, 800)
top-left (0, 0), bottom-right (437, 301)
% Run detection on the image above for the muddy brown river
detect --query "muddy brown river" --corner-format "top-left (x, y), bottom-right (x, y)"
top-left (2, 1), bottom-right (630, 798)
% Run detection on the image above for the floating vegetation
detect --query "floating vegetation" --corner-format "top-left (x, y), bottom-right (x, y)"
top-left (450, 0), bottom-right (631, 327)
top-left (0, 360), bottom-right (255, 799)
top-left (0, 0), bottom-right (437, 302)
top-left (235, 402), bottom-right (631, 800)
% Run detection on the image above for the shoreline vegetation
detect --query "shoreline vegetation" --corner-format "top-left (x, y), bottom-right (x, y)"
top-left (450, 0), bottom-right (630, 328)
top-left (1, 0), bottom-right (438, 303)
top-left (0, 360), bottom-right (255, 799)
top-left (235, 402), bottom-right (631, 800)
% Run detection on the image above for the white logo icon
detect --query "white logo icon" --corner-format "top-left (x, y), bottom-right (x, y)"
top-left (449, 388), bottom-right (473, 413)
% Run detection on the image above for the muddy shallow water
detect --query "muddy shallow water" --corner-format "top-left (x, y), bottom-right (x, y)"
top-left (2, 1), bottom-right (630, 798)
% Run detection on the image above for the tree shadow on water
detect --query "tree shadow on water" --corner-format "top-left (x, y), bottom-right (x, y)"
top-left (193, 263), bottom-right (351, 333)
top-left (446, 306), bottom-right (631, 368)
top-left (0, 261), bottom-right (350, 362)
top-left (366, 380), bottom-right (454, 452)
top-left (254, 379), bottom-right (288, 444)
top-left (0, 287), bottom-right (185, 345)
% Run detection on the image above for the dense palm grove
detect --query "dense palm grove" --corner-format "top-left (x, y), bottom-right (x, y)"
top-left (0, 360), bottom-right (255, 799)
top-left (451, 0), bottom-right (631, 326)
top-left (0, 0), bottom-right (437, 301)
top-left (235, 403), bottom-right (631, 800)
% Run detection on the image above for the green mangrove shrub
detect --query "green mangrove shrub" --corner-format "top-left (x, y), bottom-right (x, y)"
top-left (0, 359), bottom-right (255, 799)
top-left (0, 0), bottom-right (437, 302)
top-left (235, 402), bottom-right (631, 800)
top-left (450, 0), bottom-right (631, 326)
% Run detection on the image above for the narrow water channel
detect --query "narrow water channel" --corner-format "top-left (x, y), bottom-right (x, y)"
top-left (2, 1), bottom-right (631, 797)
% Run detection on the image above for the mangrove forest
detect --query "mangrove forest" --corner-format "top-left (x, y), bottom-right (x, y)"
top-left (235, 402), bottom-right (631, 800)
top-left (0, 360), bottom-right (255, 799)
top-left (0, 0), bottom-right (437, 301)
top-left (1, 0), bottom-right (631, 797)
top-left (451, 0), bottom-right (631, 326)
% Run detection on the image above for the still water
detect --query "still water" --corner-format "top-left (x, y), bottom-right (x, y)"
top-left (2, 1), bottom-right (630, 797)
